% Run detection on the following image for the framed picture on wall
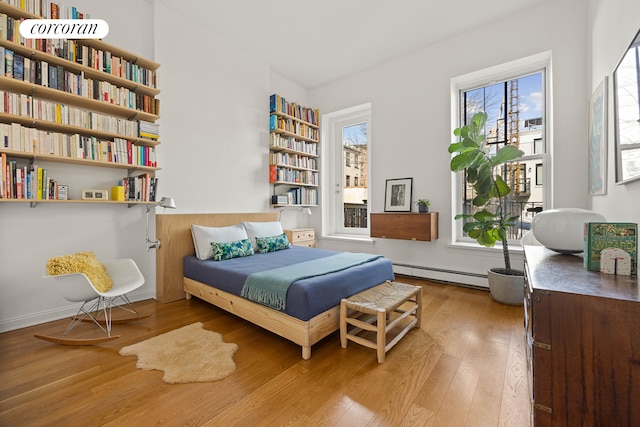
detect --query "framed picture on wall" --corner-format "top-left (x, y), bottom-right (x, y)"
top-left (588, 76), bottom-right (607, 195)
top-left (384, 178), bottom-right (412, 212)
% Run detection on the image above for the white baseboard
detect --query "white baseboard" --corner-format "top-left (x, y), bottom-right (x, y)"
top-left (2, 267), bottom-right (487, 333)
top-left (393, 263), bottom-right (489, 289)
top-left (0, 290), bottom-right (155, 333)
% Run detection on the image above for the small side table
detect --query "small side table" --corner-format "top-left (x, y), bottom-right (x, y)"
top-left (285, 228), bottom-right (315, 248)
top-left (340, 281), bottom-right (422, 363)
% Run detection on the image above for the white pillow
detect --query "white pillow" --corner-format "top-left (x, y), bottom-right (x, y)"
top-left (242, 221), bottom-right (284, 250)
top-left (191, 224), bottom-right (248, 260)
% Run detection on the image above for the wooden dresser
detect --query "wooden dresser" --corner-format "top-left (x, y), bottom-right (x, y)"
top-left (370, 212), bottom-right (438, 241)
top-left (524, 245), bottom-right (640, 426)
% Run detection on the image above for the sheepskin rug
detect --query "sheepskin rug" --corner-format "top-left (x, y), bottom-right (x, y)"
top-left (119, 322), bottom-right (239, 384)
top-left (46, 251), bottom-right (113, 292)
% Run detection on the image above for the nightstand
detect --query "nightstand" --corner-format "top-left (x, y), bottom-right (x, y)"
top-left (285, 228), bottom-right (316, 248)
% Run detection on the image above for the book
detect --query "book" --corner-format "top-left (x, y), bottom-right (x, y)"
top-left (5, 49), bottom-right (13, 77)
top-left (41, 61), bottom-right (49, 87)
top-left (23, 57), bottom-right (30, 82)
top-left (13, 54), bottom-right (23, 81)
top-left (269, 165), bottom-right (277, 183)
top-left (49, 65), bottom-right (57, 90)
top-left (0, 13), bottom-right (6, 40)
top-left (0, 152), bottom-right (5, 198)
top-left (584, 222), bottom-right (638, 275)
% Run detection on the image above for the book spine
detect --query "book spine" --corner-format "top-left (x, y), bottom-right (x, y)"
top-left (5, 49), bottom-right (13, 78)
top-left (0, 152), bottom-right (5, 198)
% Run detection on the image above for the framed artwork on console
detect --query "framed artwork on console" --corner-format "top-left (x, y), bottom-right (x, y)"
top-left (384, 178), bottom-right (412, 212)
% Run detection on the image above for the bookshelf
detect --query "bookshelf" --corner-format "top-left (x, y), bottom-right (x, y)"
top-left (269, 94), bottom-right (319, 207)
top-left (0, 1), bottom-right (160, 207)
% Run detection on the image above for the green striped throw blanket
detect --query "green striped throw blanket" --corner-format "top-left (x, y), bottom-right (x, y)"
top-left (241, 252), bottom-right (382, 310)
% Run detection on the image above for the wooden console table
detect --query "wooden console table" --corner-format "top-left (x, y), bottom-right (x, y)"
top-left (524, 245), bottom-right (640, 426)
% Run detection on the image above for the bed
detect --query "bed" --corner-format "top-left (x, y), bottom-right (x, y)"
top-left (155, 213), bottom-right (394, 359)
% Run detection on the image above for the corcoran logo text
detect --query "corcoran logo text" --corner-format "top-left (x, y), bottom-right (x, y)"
top-left (19, 19), bottom-right (109, 39)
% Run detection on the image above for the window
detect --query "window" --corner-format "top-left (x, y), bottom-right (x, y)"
top-left (323, 103), bottom-right (371, 236)
top-left (536, 163), bottom-right (543, 186)
top-left (516, 164), bottom-right (527, 193)
top-left (451, 53), bottom-right (550, 243)
top-left (533, 137), bottom-right (543, 154)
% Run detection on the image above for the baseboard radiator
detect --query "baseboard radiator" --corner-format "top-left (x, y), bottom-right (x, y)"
top-left (392, 263), bottom-right (489, 290)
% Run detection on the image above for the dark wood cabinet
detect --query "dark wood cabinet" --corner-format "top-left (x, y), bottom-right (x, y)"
top-left (370, 212), bottom-right (438, 241)
top-left (524, 245), bottom-right (640, 426)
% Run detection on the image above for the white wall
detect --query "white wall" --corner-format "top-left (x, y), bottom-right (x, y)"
top-left (153, 1), bottom-right (309, 235)
top-left (308, 0), bottom-right (590, 286)
top-left (0, 0), bottom-right (156, 332)
top-left (588, 0), bottom-right (640, 224)
top-left (154, 1), bottom-right (269, 214)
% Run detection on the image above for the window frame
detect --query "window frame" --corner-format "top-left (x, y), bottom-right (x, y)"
top-left (322, 103), bottom-right (372, 237)
top-left (449, 52), bottom-right (552, 247)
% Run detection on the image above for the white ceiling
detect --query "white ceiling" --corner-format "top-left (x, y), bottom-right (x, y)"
top-left (193, 0), bottom-right (546, 89)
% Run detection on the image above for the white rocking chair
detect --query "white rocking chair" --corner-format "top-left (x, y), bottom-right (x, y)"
top-left (36, 258), bottom-right (150, 345)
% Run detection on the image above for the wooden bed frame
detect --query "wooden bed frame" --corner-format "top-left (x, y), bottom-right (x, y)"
top-left (156, 212), bottom-right (341, 359)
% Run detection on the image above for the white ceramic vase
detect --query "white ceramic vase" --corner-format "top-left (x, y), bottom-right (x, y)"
top-left (531, 208), bottom-right (606, 254)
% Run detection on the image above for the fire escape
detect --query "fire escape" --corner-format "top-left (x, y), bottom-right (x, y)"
top-left (508, 79), bottom-right (524, 195)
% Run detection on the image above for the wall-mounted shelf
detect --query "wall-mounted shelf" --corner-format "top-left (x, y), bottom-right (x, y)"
top-left (269, 94), bottom-right (320, 207)
top-left (0, 77), bottom-right (159, 122)
top-left (0, 2), bottom-right (161, 207)
top-left (0, 113), bottom-right (160, 147)
top-left (0, 198), bottom-right (156, 208)
top-left (0, 2), bottom-right (161, 73)
top-left (0, 39), bottom-right (160, 97)
top-left (0, 149), bottom-right (160, 171)
top-left (370, 212), bottom-right (438, 241)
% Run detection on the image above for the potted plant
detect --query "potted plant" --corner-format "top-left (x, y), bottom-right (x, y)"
top-left (448, 111), bottom-right (525, 305)
top-left (415, 199), bottom-right (430, 213)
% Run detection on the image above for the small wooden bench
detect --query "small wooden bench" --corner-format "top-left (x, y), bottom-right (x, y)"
top-left (340, 280), bottom-right (422, 363)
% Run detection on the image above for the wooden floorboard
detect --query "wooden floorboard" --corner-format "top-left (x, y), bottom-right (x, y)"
top-left (0, 277), bottom-right (531, 426)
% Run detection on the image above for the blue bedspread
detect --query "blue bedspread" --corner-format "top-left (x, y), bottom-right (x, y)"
top-left (183, 246), bottom-right (394, 321)
top-left (241, 252), bottom-right (382, 310)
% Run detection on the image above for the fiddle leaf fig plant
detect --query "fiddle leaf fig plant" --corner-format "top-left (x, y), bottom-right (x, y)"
top-left (449, 112), bottom-right (524, 273)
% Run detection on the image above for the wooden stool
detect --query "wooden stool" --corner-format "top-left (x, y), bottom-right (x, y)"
top-left (340, 281), bottom-right (422, 363)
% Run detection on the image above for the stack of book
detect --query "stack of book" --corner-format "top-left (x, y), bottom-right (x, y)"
top-left (138, 120), bottom-right (159, 141)
top-left (269, 94), bottom-right (320, 126)
top-left (1, 154), bottom-right (60, 200)
top-left (0, 90), bottom-right (139, 137)
top-left (119, 173), bottom-right (158, 202)
top-left (0, 5), bottom-right (158, 89)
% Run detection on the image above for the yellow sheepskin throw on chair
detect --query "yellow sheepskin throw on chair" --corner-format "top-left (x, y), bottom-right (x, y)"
top-left (46, 251), bottom-right (113, 292)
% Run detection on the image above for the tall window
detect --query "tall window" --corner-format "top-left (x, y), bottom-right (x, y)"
top-left (323, 104), bottom-right (371, 236)
top-left (452, 53), bottom-right (550, 243)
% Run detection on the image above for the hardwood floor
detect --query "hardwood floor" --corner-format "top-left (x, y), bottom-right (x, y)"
top-left (0, 277), bottom-right (531, 426)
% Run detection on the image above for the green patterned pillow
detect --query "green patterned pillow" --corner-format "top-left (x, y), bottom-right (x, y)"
top-left (255, 233), bottom-right (291, 253)
top-left (211, 238), bottom-right (254, 261)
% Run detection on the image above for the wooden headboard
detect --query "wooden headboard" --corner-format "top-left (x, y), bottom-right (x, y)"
top-left (155, 212), bottom-right (278, 303)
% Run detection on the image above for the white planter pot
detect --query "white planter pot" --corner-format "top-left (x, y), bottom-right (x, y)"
top-left (488, 268), bottom-right (524, 306)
